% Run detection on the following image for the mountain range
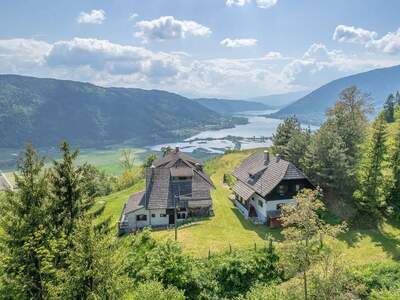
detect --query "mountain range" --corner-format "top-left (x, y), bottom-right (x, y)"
top-left (0, 75), bottom-right (242, 148)
top-left (193, 98), bottom-right (272, 115)
top-left (270, 65), bottom-right (400, 124)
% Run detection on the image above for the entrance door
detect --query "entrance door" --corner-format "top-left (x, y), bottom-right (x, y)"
top-left (169, 213), bottom-right (175, 225)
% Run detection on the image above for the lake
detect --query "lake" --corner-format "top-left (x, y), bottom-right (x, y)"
top-left (150, 110), bottom-right (317, 154)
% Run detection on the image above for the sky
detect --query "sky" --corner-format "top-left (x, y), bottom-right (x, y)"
top-left (0, 0), bottom-right (399, 98)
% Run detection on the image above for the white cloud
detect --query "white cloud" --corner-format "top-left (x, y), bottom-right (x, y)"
top-left (0, 37), bottom-right (398, 98)
top-left (255, 0), bottom-right (278, 9)
top-left (77, 9), bottom-right (106, 24)
top-left (264, 51), bottom-right (283, 59)
top-left (135, 16), bottom-right (211, 42)
top-left (46, 38), bottom-right (181, 78)
top-left (129, 13), bottom-right (139, 21)
top-left (333, 25), bottom-right (377, 44)
top-left (226, 0), bottom-right (277, 9)
top-left (334, 25), bottom-right (400, 55)
top-left (226, 0), bottom-right (251, 7)
top-left (220, 38), bottom-right (257, 48)
top-left (368, 29), bottom-right (400, 54)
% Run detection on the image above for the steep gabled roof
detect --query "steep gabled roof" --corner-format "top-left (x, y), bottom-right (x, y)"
top-left (123, 191), bottom-right (145, 214)
top-left (153, 148), bottom-right (202, 168)
top-left (232, 151), bottom-right (307, 199)
top-left (0, 171), bottom-right (13, 191)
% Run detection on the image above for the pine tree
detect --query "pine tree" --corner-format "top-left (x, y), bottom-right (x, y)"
top-left (302, 124), bottom-right (352, 199)
top-left (396, 91), bottom-right (400, 106)
top-left (388, 120), bottom-right (400, 212)
top-left (383, 94), bottom-right (395, 123)
top-left (271, 116), bottom-right (302, 158)
top-left (50, 142), bottom-right (91, 236)
top-left (286, 127), bottom-right (311, 168)
top-left (51, 217), bottom-right (131, 299)
top-left (354, 114), bottom-right (387, 221)
top-left (0, 145), bottom-right (52, 299)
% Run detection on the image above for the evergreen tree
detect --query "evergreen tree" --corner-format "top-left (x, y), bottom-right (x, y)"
top-left (286, 127), bottom-right (311, 168)
top-left (271, 116), bottom-right (302, 158)
top-left (388, 120), bottom-right (400, 213)
top-left (50, 217), bottom-right (131, 299)
top-left (354, 114), bottom-right (387, 221)
top-left (396, 91), bottom-right (400, 106)
top-left (0, 145), bottom-right (52, 299)
top-left (50, 142), bottom-right (91, 236)
top-left (383, 94), bottom-right (395, 123)
top-left (326, 86), bottom-right (372, 166)
top-left (302, 124), bottom-right (352, 199)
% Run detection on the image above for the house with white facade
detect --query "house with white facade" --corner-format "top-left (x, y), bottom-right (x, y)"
top-left (118, 147), bottom-right (214, 234)
top-left (232, 151), bottom-right (313, 227)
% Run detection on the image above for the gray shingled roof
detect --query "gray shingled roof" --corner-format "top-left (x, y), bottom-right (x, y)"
top-left (123, 149), bottom-right (213, 212)
top-left (232, 180), bottom-right (255, 201)
top-left (123, 191), bottom-right (145, 214)
top-left (153, 148), bottom-right (201, 168)
top-left (0, 171), bottom-right (13, 191)
top-left (232, 151), bottom-right (307, 198)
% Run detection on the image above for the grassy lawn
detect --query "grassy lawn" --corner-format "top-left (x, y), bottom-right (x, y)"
top-left (92, 149), bottom-right (400, 263)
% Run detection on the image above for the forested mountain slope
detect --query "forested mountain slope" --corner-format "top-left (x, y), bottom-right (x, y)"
top-left (270, 65), bottom-right (400, 124)
top-left (0, 75), bottom-right (237, 148)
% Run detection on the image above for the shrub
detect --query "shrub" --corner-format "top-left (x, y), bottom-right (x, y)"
top-left (131, 281), bottom-right (185, 300)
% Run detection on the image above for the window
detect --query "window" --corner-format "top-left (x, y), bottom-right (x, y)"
top-left (160, 213), bottom-right (167, 217)
top-left (136, 214), bottom-right (147, 221)
top-left (151, 213), bottom-right (156, 218)
top-left (177, 212), bottom-right (186, 219)
top-left (295, 184), bottom-right (302, 192)
top-left (278, 184), bottom-right (288, 196)
top-left (258, 199), bottom-right (264, 207)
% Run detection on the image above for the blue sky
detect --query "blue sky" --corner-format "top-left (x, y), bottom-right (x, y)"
top-left (0, 0), bottom-right (399, 98)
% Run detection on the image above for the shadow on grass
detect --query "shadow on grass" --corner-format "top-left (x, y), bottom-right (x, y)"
top-left (338, 219), bottom-right (400, 260)
top-left (230, 207), bottom-right (283, 242)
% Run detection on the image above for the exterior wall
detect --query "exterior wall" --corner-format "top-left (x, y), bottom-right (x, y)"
top-left (149, 209), bottom-right (169, 226)
top-left (125, 208), bottom-right (149, 230)
top-left (265, 178), bottom-right (313, 201)
top-left (250, 194), bottom-right (296, 223)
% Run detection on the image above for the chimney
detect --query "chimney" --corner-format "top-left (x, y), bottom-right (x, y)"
top-left (175, 146), bottom-right (180, 153)
top-left (195, 162), bottom-right (203, 171)
top-left (276, 154), bottom-right (281, 162)
top-left (264, 150), bottom-right (270, 165)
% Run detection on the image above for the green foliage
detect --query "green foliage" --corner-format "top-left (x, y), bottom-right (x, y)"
top-left (387, 120), bottom-right (400, 216)
top-left (49, 142), bottom-right (92, 236)
top-left (0, 145), bottom-right (52, 299)
top-left (80, 164), bottom-right (114, 197)
top-left (131, 281), bottom-right (185, 300)
top-left (142, 153), bottom-right (158, 168)
top-left (280, 189), bottom-right (347, 300)
top-left (207, 245), bottom-right (282, 298)
top-left (49, 217), bottom-right (132, 299)
top-left (223, 173), bottom-right (236, 187)
top-left (238, 284), bottom-right (294, 300)
top-left (383, 94), bottom-right (396, 123)
top-left (354, 114), bottom-right (388, 221)
top-left (113, 166), bottom-right (144, 191)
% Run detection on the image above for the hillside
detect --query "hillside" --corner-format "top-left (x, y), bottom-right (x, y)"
top-left (247, 91), bottom-right (309, 108)
top-left (194, 98), bottom-right (271, 114)
top-left (93, 149), bottom-right (400, 260)
top-left (0, 75), bottom-right (239, 148)
top-left (270, 65), bottom-right (400, 124)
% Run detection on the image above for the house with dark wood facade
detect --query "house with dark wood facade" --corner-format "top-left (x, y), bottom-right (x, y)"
top-left (232, 151), bottom-right (313, 227)
top-left (118, 147), bottom-right (214, 234)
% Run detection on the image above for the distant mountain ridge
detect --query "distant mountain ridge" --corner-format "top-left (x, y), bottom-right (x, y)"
top-left (0, 74), bottom-right (240, 148)
top-left (247, 91), bottom-right (309, 108)
top-left (270, 65), bottom-right (400, 124)
top-left (193, 98), bottom-right (272, 115)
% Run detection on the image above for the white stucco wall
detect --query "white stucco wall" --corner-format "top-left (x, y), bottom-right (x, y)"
top-left (250, 194), bottom-right (296, 223)
top-left (149, 209), bottom-right (169, 226)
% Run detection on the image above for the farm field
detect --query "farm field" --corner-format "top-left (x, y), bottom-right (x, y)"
top-left (95, 149), bottom-right (400, 263)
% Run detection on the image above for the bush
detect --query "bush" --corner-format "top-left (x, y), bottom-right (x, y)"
top-left (113, 167), bottom-right (144, 191)
top-left (131, 281), bottom-right (185, 300)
